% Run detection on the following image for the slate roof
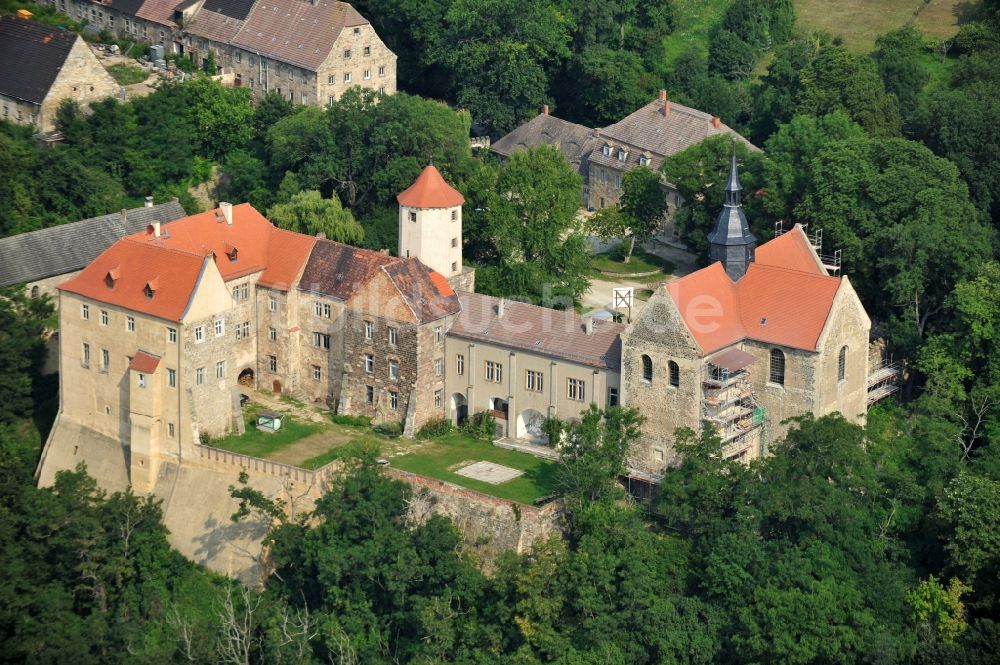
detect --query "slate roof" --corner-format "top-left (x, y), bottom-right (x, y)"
top-left (201, 0), bottom-right (256, 20)
top-left (449, 292), bottom-right (624, 371)
top-left (298, 239), bottom-right (400, 300)
top-left (0, 17), bottom-right (77, 105)
top-left (592, 98), bottom-right (757, 173)
top-left (396, 164), bottom-right (464, 209)
top-left (665, 226), bottom-right (841, 354)
top-left (0, 201), bottom-right (186, 287)
top-left (491, 114), bottom-right (598, 176)
top-left (383, 258), bottom-right (460, 323)
top-left (134, 0), bottom-right (178, 26)
top-left (185, 8), bottom-right (245, 43)
top-left (231, 0), bottom-right (369, 70)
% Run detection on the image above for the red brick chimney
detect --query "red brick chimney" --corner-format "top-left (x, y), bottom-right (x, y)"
top-left (711, 116), bottom-right (721, 128)
top-left (660, 89), bottom-right (670, 116)
top-left (542, 104), bottom-right (549, 115)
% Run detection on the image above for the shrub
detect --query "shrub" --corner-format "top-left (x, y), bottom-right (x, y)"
top-left (461, 411), bottom-right (497, 440)
top-left (373, 420), bottom-right (403, 437)
top-left (416, 417), bottom-right (454, 439)
top-left (332, 414), bottom-right (371, 428)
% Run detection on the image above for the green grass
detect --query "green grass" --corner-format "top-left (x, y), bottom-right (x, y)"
top-left (392, 433), bottom-right (560, 505)
top-left (300, 447), bottom-right (349, 469)
top-left (590, 248), bottom-right (675, 275)
top-left (209, 408), bottom-right (324, 459)
top-left (106, 64), bottom-right (148, 86)
top-left (659, 0), bottom-right (731, 66)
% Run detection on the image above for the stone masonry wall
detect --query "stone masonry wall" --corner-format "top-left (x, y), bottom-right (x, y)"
top-left (315, 23), bottom-right (396, 106)
top-left (40, 36), bottom-right (119, 132)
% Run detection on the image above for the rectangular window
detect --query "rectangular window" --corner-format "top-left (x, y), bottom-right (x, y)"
top-left (378, 65), bottom-right (385, 76)
top-left (168, 423), bottom-right (175, 438)
top-left (196, 367), bottom-right (204, 385)
top-left (101, 349), bottom-right (109, 372)
top-left (236, 321), bottom-right (250, 340)
top-left (388, 326), bottom-right (398, 345)
top-left (82, 342), bottom-right (90, 368)
top-left (216, 361), bottom-right (225, 379)
top-left (344, 72), bottom-right (352, 83)
top-left (526, 369), bottom-right (544, 392)
top-left (408, 211), bottom-right (417, 223)
top-left (82, 303), bottom-right (90, 320)
top-left (137, 373), bottom-right (146, 388)
top-left (451, 262), bottom-right (458, 273)
top-left (451, 237), bottom-right (458, 247)
top-left (456, 354), bottom-right (464, 375)
top-left (365, 354), bottom-right (374, 374)
top-left (434, 358), bottom-right (443, 377)
top-left (312, 365), bottom-right (321, 381)
top-left (314, 301), bottom-right (331, 318)
top-left (389, 391), bottom-right (398, 410)
top-left (568, 378), bottom-right (585, 401)
top-left (364, 320), bottom-right (373, 341)
top-left (313, 332), bottom-right (331, 349)
top-left (434, 389), bottom-right (442, 409)
top-left (615, 173), bottom-right (622, 188)
top-left (215, 319), bottom-right (224, 336)
top-left (388, 359), bottom-right (399, 381)
top-left (344, 48), bottom-right (351, 58)
top-left (232, 285), bottom-right (240, 301)
top-left (608, 387), bottom-right (619, 407)
top-left (100, 310), bottom-right (108, 326)
top-left (328, 75), bottom-right (335, 84)
top-left (268, 355), bottom-right (277, 372)
top-left (363, 46), bottom-right (371, 56)
top-left (195, 326), bottom-right (204, 343)
top-left (268, 295), bottom-right (277, 311)
top-left (168, 368), bottom-right (176, 387)
top-left (365, 385), bottom-right (374, 404)
top-left (126, 316), bottom-right (135, 332)
top-left (363, 69), bottom-right (371, 80)
top-left (168, 327), bottom-right (177, 343)
top-left (268, 326), bottom-right (277, 342)
top-left (451, 210), bottom-right (458, 221)
top-left (485, 361), bottom-right (502, 383)
top-left (434, 326), bottom-right (442, 343)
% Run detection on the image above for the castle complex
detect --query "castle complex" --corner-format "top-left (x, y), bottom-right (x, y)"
top-left (38, 155), bottom-right (881, 496)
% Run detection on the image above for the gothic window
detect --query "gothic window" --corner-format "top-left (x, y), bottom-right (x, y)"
top-left (770, 349), bottom-right (785, 386)
top-left (668, 361), bottom-right (680, 388)
top-left (838, 346), bottom-right (848, 382)
top-left (641, 354), bottom-right (652, 383)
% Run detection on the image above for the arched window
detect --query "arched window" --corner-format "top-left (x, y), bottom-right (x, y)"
top-left (668, 360), bottom-right (680, 388)
top-left (769, 349), bottom-right (785, 386)
top-left (641, 354), bottom-right (652, 383)
top-left (838, 346), bottom-right (848, 382)
top-left (30, 285), bottom-right (39, 299)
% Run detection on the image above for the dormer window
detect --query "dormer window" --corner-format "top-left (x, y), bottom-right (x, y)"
top-left (617, 148), bottom-right (627, 162)
top-left (144, 277), bottom-right (158, 300)
top-left (105, 267), bottom-right (120, 288)
top-left (224, 243), bottom-right (238, 262)
top-left (602, 143), bottom-right (612, 157)
top-left (639, 153), bottom-right (651, 167)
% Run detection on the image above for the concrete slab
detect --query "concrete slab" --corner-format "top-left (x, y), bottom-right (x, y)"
top-left (455, 461), bottom-right (523, 484)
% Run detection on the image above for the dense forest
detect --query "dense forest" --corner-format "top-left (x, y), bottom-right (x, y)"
top-left (1, 0), bottom-right (1000, 662)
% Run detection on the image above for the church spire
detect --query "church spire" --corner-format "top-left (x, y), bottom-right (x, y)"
top-left (707, 141), bottom-right (756, 281)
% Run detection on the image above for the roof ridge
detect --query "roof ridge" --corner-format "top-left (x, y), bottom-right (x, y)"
top-left (747, 261), bottom-right (839, 281)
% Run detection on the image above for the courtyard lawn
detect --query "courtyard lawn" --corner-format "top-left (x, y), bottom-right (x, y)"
top-left (208, 408), bottom-right (325, 459)
top-left (590, 248), bottom-right (675, 276)
top-left (106, 64), bottom-right (148, 85)
top-left (391, 433), bottom-right (560, 505)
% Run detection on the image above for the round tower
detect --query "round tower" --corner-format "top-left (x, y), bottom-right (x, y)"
top-left (396, 163), bottom-right (464, 279)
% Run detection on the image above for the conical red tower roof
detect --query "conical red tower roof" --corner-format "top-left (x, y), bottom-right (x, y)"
top-left (396, 164), bottom-right (465, 209)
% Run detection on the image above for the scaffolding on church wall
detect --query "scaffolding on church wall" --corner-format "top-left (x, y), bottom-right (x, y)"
top-left (701, 363), bottom-right (764, 461)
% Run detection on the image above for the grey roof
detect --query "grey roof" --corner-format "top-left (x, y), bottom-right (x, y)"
top-left (449, 292), bottom-right (624, 371)
top-left (708, 151), bottom-right (755, 248)
top-left (0, 201), bottom-right (187, 287)
top-left (491, 114), bottom-right (598, 178)
top-left (0, 17), bottom-right (77, 105)
top-left (595, 98), bottom-right (757, 165)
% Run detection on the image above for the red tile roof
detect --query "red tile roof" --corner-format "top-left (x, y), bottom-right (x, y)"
top-left (129, 350), bottom-right (161, 373)
top-left (383, 258), bottom-right (461, 323)
top-left (61, 204), bottom-right (316, 320)
top-left (299, 239), bottom-right (401, 300)
top-left (59, 241), bottom-right (207, 322)
top-left (666, 227), bottom-right (841, 353)
top-left (396, 165), bottom-right (465, 209)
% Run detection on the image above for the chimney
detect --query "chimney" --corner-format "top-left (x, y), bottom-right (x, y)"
top-left (120, 208), bottom-right (127, 225)
top-left (148, 222), bottom-right (161, 238)
top-left (542, 104), bottom-right (549, 115)
top-left (219, 201), bottom-right (233, 225)
top-left (584, 316), bottom-right (594, 335)
top-left (497, 298), bottom-right (506, 318)
top-left (144, 196), bottom-right (154, 208)
top-left (659, 89), bottom-right (666, 102)
top-left (711, 116), bottom-right (721, 128)
top-left (316, 231), bottom-right (326, 239)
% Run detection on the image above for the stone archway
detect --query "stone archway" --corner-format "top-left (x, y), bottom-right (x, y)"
top-left (516, 408), bottom-right (547, 444)
top-left (450, 393), bottom-right (467, 426)
top-left (272, 379), bottom-right (282, 394)
top-left (238, 367), bottom-right (255, 387)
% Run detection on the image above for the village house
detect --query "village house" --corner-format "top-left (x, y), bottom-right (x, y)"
top-left (0, 14), bottom-right (119, 132)
top-left (41, 0), bottom-right (397, 105)
top-left (492, 92), bottom-right (756, 231)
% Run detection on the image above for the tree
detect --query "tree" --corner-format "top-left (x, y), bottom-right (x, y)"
top-left (475, 145), bottom-right (590, 304)
top-left (936, 473), bottom-right (1000, 608)
top-left (267, 190), bottom-right (364, 245)
top-left (183, 77), bottom-right (254, 161)
top-left (558, 405), bottom-right (644, 508)
top-left (588, 166), bottom-right (666, 262)
top-left (0, 287), bottom-right (53, 424)
top-left (908, 576), bottom-right (971, 644)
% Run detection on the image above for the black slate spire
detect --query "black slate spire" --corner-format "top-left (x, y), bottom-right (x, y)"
top-left (708, 143), bottom-right (756, 281)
